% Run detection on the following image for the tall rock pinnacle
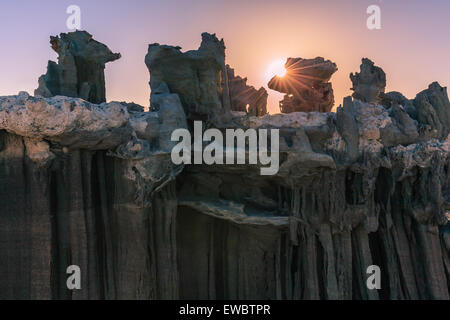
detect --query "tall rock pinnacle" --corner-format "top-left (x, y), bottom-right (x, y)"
top-left (35, 31), bottom-right (121, 104)
top-left (350, 58), bottom-right (386, 104)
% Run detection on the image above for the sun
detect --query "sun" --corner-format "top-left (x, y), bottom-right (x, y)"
top-left (265, 59), bottom-right (287, 82)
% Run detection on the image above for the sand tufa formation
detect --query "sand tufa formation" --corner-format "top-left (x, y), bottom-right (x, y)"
top-left (0, 31), bottom-right (448, 300)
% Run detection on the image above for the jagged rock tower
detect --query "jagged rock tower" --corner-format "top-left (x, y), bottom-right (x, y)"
top-left (35, 31), bottom-right (121, 103)
top-left (0, 32), bottom-right (448, 300)
top-left (268, 57), bottom-right (337, 113)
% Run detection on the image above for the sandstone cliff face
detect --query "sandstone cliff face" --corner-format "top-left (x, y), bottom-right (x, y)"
top-left (0, 32), bottom-right (448, 300)
top-left (268, 57), bottom-right (337, 113)
top-left (0, 91), bottom-right (186, 299)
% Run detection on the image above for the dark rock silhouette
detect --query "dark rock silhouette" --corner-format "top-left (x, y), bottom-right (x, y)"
top-left (145, 33), bottom-right (231, 124)
top-left (350, 58), bottom-right (386, 104)
top-left (414, 82), bottom-right (450, 140)
top-left (0, 31), bottom-right (449, 300)
top-left (35, 31), bottom-right (121, 104)
top-left (268, 57), bottom-right (337, 113)
top-left (226, 65), bottom-right (268, 116)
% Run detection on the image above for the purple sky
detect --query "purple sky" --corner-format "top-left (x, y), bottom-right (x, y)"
top-left (0, 0), bottom-right (449, 113)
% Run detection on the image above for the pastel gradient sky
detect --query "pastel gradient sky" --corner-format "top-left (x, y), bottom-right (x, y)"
top-left (0, 0), bottom-right (449, 113)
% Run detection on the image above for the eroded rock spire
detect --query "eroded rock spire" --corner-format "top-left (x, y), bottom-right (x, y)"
top-left (350, 58), bottom-right (386, 104)
top-left (35, 30), bottom-right (121, 104)
top-left (267, 57), bottom-right (337, 113)
top-left (145, 32), bottom-right (232, 124)
top-left (226, 65), bottom-right (268, 116)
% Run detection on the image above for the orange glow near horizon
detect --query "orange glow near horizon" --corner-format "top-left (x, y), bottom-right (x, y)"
top-left (265, 59), bottom-right (287, 82)
top-left (0, 1), bottom-right (449, 115)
